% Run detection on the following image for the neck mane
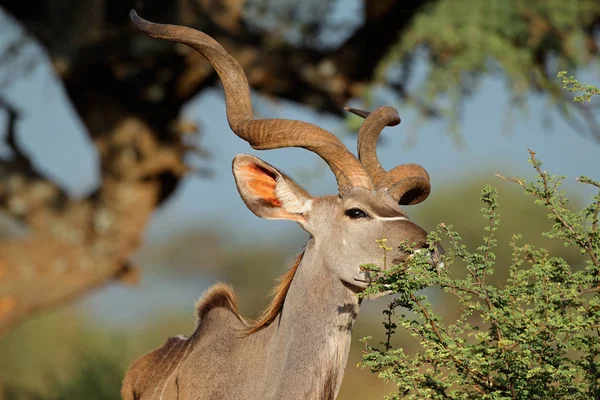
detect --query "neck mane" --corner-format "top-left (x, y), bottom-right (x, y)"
top-left (243, 251), bottom-right (304, 335)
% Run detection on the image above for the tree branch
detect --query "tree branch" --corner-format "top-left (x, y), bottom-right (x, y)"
top-left (0, 115), bottom-right (191, 334)
top-left (0, 97), bottom-right (68, 225)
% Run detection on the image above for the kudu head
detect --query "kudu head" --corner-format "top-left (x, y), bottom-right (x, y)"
top-left (130, 11), bottom-right (443, 292)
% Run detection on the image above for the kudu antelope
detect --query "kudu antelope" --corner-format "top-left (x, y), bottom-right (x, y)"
top-left (123, 10), bottom-right (443, 400)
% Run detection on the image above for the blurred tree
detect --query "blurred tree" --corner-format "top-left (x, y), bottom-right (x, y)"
top-left (0, 0), bottom-right (598, 334)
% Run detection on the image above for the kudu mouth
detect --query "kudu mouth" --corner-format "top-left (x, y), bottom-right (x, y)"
top-left (390, 241), bottom-right (444, 266)
top-left (355, 242), bottom-right (445, 289)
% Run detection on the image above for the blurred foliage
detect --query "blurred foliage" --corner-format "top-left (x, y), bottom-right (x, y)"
top-left (361, 156), bottom-right (600, 397)
top-left (35, 357), bottom-right (123, 400)
top-left (0, 212), bottom-right (22, 239)
top-left (367, 0), bottom-right (600, 141)
top-left (0, 306), bottom-right (193, 400)
top-left (243, 0), bottom-right (344, 47)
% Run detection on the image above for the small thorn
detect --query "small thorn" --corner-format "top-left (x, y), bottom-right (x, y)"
top-left (495, 173), bottom-right (523, 185)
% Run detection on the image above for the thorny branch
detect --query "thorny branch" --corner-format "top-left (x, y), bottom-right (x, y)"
top-left (496, 150), bottom-right (600, 269)
top-left (527, 149), bottom-right (599, 268)
top-left (408, 293), bottom-right (498, 393)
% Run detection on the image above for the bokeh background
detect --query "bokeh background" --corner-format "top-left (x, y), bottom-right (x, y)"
top-left (0, 1), bottom-right (599, 399)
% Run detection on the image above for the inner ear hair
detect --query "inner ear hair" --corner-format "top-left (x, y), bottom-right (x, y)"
top-left (232, 154), bottom-right (312, 221)
top-left (274, 173), bottom-right (312, 214)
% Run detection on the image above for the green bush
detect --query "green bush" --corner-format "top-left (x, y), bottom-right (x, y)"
top-left (360, 75), bottom-right (600, 399)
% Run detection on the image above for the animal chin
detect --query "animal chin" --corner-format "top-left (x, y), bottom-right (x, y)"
top-left (343, 279), bottom-right (368, 293)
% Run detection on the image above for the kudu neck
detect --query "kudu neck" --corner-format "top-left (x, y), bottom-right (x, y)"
top-left (282, 238), bottom-right (360, 321)
top-left (267, 237), bottom-right (360, 398)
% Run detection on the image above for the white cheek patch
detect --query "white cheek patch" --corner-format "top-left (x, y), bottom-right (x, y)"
top-left (371, 215), bottom-right (407, 221)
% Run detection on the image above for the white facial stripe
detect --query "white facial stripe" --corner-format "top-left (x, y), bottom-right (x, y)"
top-left (371, 215), bottom-right (407, 221)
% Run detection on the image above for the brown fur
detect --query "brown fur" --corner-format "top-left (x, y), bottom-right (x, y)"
top-left (195, 282), bottom-right (244, 323)
top-left (322, 368), bottom-right (339, 400)
top-left (243, 252), bottom-right (303, 335)
top-left (121, 335), bottom-right (191, 400)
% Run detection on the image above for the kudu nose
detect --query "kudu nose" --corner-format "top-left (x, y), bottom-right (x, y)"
top-left (419, 242), bottom-right (444, 265)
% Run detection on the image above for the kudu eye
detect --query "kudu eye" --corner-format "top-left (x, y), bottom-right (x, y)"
top-left (345, 208), bottom-right (368, 219)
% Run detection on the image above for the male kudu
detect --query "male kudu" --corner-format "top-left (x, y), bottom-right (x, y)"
top-left (122, 10), bottom-right (443, 400)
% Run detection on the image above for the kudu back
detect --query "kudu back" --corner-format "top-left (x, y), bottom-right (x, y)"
top-left (122, 10), bottom-right (443, 400)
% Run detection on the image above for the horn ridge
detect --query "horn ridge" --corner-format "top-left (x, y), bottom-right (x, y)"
top-left (348, 105), bottom-right (431, 205)
top-left (353, 106), bottom-right (400, 185)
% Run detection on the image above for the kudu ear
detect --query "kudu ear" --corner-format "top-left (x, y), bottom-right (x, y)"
top-left (232, 154), bottom-right (313, 224)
